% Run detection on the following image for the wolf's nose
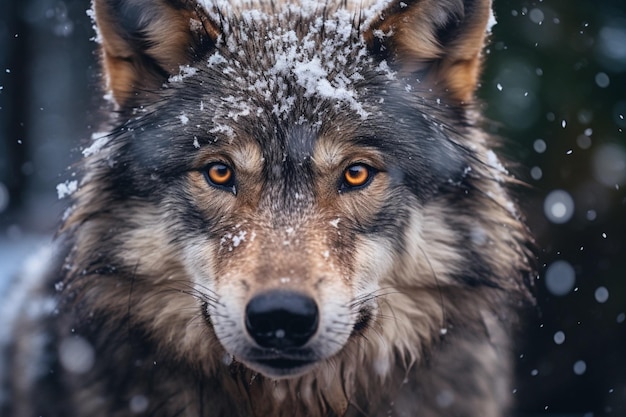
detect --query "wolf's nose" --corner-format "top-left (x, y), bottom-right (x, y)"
top-left (245, 291), bottom-right (319, 349)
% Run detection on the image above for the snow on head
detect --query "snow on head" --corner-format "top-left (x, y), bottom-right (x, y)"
top-left (194, 0), bottom-right (402, 134)
top-left (82, 131), bottom-right (110, 157)
top-left (169, 65), bottom-right (199, 83)
top-left (56, 180), bottom-right (78, 200)
top-left (487, 7), bottom-right (498, 33)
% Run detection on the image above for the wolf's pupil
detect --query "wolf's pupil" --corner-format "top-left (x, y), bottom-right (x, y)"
top-left (207, 163), bottom-right (233, 185)
top-left (344, 164), bottom-right (370, 187)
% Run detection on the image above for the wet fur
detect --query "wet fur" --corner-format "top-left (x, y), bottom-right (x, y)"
top-left (1, 0), bottom-right (532, 416)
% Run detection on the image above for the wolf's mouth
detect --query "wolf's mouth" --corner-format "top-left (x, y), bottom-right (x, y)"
top-left (243, 350), bottom-right (318, 377)
top-left (351, 307), bottom-right (373, 335)
top-left (255, 357), bottom-right (315, 370)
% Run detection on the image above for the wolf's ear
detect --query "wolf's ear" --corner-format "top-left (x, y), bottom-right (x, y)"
top-left (365, 0), bottom-right (493, 102)
top-left (94, 0), bottom-right (220, 108)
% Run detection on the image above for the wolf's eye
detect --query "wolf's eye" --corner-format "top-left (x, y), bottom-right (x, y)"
top-left (203, 162), bottom-right (236, 192)
top-left (341, 164), bottom-right (374, 190)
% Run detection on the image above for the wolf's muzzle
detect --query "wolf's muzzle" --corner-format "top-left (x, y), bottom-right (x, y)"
top-left (245, 290), bottom-right (319, 349)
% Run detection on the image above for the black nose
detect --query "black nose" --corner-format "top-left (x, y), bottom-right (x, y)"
top-left (245, 291), bottom-right (319, 349)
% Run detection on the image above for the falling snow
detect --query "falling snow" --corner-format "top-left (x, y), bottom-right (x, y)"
top-left (594, 286), bottom-right (609, 303)
top-left (553, 331), bottom-right (566, 345)
top-left (543, 189), bottom-right (575, 224)
top-left (544, 260), bottom-right (576, 296)
top-left (1, 0), bottom-right (625, 414)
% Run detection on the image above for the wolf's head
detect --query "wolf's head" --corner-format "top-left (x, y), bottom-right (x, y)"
top-left (64, 0), bottom-right (529, 393)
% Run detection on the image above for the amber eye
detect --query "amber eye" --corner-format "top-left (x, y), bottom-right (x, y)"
top-left (342, 164), bottom-right (373, 190)
top-left (204, 162), bottom-right (235, 192)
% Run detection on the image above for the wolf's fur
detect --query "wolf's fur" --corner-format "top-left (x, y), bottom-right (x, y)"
top-left (1, 0), bottom-right (532, 416)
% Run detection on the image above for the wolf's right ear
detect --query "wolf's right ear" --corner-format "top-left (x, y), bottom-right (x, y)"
top-left (364, 0), bottom-right (493, 103)
top-left (94, 0), bottom-right (220, 108)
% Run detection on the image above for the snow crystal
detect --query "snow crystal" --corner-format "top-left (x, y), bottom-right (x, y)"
top-left (595, 72), bottom-right (610, 88)
top-left (533, 139), bottom-right (547, 153)
top-left (179, 113), bottom-right (189, 125)
top-left (59, 336), bottom-right (95, 374)
top-left (82, 131), bottom-right (110, 157)
top-left (594, 286), bottom-right (609, 303)
top-left (591, 143), bottom-right (626, 187)
top-left (130, 395), bottom-right (149, 413)
top-left (86, 6), bottom-right (102, 44)
top-left (232, 230), bottom-right (247, 247)
top-left (598, 23), bottom-right (626, 64)
top-left (56, 180), bottom-right (78, 199)
top-left (356, 0), bottom-right (395, 31)
top-left (168, 65), bottom-right (198, 83)
top-left (220, 230), bottom-right (247, 251)
top-left (543, 189), bottom-right (574, 224)
top-left (529, 8), bottom-right (545, 25)
top-left (329, 218), bottom-right (341, 228)
top-left (189, 17), bottom-right (203, 32)
top-left (545, 260), bottom-right (576, 297)
top-left (586, 209), bottom-right (597, 221)
top-left (376, 60), bottom-right (396, 80)
top-left (553, 331), bottom-right (565, 345)
top-left (487, 8), bottom-right (498, 32)
top-left (207, 52), bottom-right (227, 66)
top-left (576, 134), bottom-right (592, 150)
top-left (291, 56), bottom-right (369, 118)
top-left (573, 360), bottom-right (587, 375)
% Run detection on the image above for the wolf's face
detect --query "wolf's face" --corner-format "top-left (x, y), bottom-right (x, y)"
top-left (170, 11), bottom-right (478, 377)
top-left (185, 131), bottom-right (392, 377)
top-left (70, 0), bottom-right (528, 383)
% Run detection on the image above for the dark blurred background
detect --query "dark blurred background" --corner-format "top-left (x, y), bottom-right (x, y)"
top-left (0, 0), bottom-right (624, 415)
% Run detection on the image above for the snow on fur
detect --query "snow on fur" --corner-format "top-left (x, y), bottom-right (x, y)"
top-left (176, 0), bottom-right (403, 136)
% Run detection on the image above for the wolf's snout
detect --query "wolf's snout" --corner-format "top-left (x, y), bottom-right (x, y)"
top-left (245, 291), bottom-right (319, 349)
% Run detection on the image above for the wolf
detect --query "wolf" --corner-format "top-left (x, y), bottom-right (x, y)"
top-left (1, 0), bottom-right (532, 416)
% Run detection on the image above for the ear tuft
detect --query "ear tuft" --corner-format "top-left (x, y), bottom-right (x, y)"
top-left (94, 0), bottom-right (220, 108)
top-left (365, 0), bottom-right (493, 102)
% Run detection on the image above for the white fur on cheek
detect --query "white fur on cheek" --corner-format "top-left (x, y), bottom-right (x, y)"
top-left (352, 236), bottom-right (395, 299)
top-left (183, 238), bottom-right (220, 299)
top-left (389, 205), bottom-right (464, 288)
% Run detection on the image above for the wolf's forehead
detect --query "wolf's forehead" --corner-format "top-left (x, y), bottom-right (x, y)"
top-left (200, 1), bottom-right (394, 130)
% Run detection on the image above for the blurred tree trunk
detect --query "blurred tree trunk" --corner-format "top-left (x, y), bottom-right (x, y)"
top-left (0, 0), bottom-right (31, 214)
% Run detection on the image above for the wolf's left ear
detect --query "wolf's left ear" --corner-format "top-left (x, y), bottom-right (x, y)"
top-left (94, 0), bottom-right (220, 108)
top-left (365, 0), bottom-right (493, 102)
